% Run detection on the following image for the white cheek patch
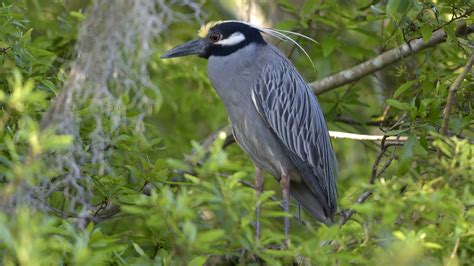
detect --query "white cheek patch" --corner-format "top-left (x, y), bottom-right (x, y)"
top-left (216, 32), bottom-right (246, 46)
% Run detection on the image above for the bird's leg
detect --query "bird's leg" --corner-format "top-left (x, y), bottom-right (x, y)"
top-left (280, 173), bottom-right (290, 246)
top-left (255, 167), bottom-right (264, 240)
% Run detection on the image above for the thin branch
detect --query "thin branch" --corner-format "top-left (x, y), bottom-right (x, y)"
top-left (328, 130), bottom-right (406, 144)
top-left (450, 238), bottom-right (461, 259)
top-left (339, 190), bottom-right (373, 225)
top-left (375, 152), bottom-right (395, 179)
top-left (88, 200), bottom-right (121, 223)
top-left (194, 126), bottom-right (408, 156)
top-left (371, 136), bottom-right (389, 184)
top-left (340, 134), bottom-right (398, 225)
top-left (440, 49), bottom-right (474, 135)
top-left (310, 23), bottom-right (474, 95)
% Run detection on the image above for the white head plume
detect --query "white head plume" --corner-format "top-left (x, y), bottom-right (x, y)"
top-left (198, 20), bottom-right (318, 68)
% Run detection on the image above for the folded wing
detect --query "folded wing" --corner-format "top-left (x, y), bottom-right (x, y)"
top-left (251, 54), bottom-right (337, 222)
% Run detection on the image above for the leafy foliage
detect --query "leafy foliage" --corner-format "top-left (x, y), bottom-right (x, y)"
top-left (0, 0), bottom-right (473, 265)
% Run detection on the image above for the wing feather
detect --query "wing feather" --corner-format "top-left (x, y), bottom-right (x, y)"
top-left (252, 50), bottom-right (338, 218)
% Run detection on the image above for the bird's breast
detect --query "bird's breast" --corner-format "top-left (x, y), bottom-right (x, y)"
top-left (207, 44), bottom-right (301, 181)
top-left (230, 107), bottom-right (301, 182)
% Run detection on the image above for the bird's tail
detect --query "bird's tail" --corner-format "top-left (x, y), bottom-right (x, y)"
top-left (290, 181), bottom-right (333, 225)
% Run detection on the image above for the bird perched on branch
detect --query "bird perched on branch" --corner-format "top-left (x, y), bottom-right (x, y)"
top-left (162, 20), bottom-right (338, 240)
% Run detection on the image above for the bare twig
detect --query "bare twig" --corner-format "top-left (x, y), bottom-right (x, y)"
top-left (450, 238), bottom-right (461, 259)
top-left (193, 126), bottom-right (409, 155)
top-left (371, 136), bottom-right (398, 183)
top-left (338, 143), bottom-right (392, 225)
top-left (328, 131), bottom-right (406, 144)
top-left (375, 152), bottom-right (395, 179)
top-left (310, 23), bottom-right (474, 95)
top-left (341, 133), bottom-right (400, 225)
top-left (371, 136), bottom-right (389, 184)
top-left (440, 49), bottom-right (474, 135)
top-left (339, 190), bottom-right (373, 225)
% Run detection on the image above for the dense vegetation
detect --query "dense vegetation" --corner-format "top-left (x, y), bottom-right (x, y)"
top-left (0, 0), bottom-right (472, 265)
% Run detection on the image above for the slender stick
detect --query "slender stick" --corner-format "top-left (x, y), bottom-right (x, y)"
top-left (440, 50), bottom-right (474, 135)
top-left (328, 131), bottom-right (406, 143)
top-left (450, 238), bottom-right (461, 259)
top-left (339, 190), bottom-right (373, 225)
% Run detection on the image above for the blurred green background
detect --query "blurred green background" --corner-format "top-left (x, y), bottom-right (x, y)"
top-left (0, 0), bottom-right (472, 265)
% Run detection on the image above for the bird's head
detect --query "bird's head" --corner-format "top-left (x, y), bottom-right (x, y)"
top-left (161, 21), bottom-right (266, 59)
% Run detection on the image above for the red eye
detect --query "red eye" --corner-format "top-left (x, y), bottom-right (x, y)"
top-left (209, 32), bottom-right (221, 42)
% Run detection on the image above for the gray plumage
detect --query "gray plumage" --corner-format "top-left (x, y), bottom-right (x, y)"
top-left (161, 21), bottom-right (338, 228)
top-left (208, 43), bottom-right (337, 223)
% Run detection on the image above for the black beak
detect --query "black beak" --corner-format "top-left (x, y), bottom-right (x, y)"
top-left (161, 39), bottom-right (207, 59)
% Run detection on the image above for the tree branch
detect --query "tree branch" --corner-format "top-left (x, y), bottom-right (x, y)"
top-left (328, 131), bottom-right (406, 144)
top-left (197, 126), bottom-right (408, 149)
top-left (440, 49), bottom-right (474, 135)
top-left (310, 23), bottom-right (474, 95)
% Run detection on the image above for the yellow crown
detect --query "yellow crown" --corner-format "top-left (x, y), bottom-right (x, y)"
top-left (197, 21), bottom-right (222, 38)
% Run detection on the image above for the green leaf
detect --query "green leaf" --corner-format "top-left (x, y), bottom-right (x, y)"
top-left (424, 242), bottom-right (443, 249)
top-left (420, 24), bottom-right (433, 43)
top-left (132, 242), bottom-right (146, 256)
top-left (393, 231), bottom-right (405, 240)
top-left (398, 134), bottom-right (416, 174)
top-left (20, 28), bottom-right (33, 44)
top-left (386, 99), bottom-right (410, 111)
top-left (189, 256), bottom-right (208, 266)
top-left (69, 11), bottom-right (85, 20)
top-left (42, 134), bottom-right (73, 150)
top-left (444, 24), bottom-right (457, 45)
top-left (385, 129), bottom-right (408, 136)
top-left (394, 80), bottom-right (416, 98)
top-left (197, 229), bottom-right (225, 243)
top-left (321, 34), bottom-right (337, 57)
top-left (41, 80), bottom-right (58, 95)
top-left (275, 20), bottom-right (299, 30)
top-left (413, 136), bottom-right (428, 156)
top-left (277, 0), bottom-right (297, 14)
top-left (302, 0), bottom-right (318, 17)
top-left (387, 0), bottom-right (411, 18)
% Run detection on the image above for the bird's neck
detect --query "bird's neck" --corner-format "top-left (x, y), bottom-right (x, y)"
top-left (207, 43), bottom-right (263, 104)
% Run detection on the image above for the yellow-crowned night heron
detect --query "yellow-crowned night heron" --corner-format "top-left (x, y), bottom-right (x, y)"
top-left (162, 21), bottom-right (338, 239)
